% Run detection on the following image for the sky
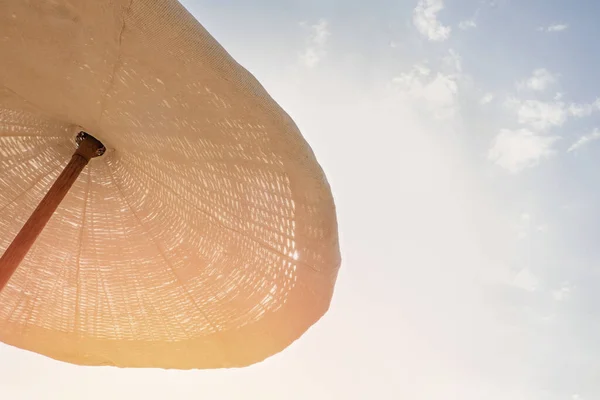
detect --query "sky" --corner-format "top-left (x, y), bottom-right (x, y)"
top-left (2, 0), bottom-right (600, 399)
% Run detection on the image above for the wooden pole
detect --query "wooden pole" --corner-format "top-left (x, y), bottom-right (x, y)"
top-left (0, 132), bottom-right (105, 292)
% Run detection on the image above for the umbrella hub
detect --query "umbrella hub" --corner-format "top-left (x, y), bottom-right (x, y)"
top-left (75, 131), bottom-right (106, 160)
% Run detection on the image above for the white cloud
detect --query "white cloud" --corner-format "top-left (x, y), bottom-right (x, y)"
top-left (443, 49), bottom-right (462, 72)
top-left (392, 61), bottom-right (459, 119)
top-left (480, 93), bottom-right (494, 104)
top-left (479, 262), bottom-right (543, 293)
top-left (392, 63), bottom-right (431, 86)
top-left (518, 68), bottom-right (557, 92)
top-left (391, 50), bottom-right (464, 119)
top-left (299, 19), bottom-right (330, 68)
top-left (413, 0), bottom-right (451, 41)
top-left (459, 19), bottom-right (477, 30)
top-left (552, 284), bottom-right (572, 301)
top-left (488, 128), bottom-right (559, 173)
top-left (548, 24), bottom-right (568, 32)
top-left (536, 224), bottom-right (549, 233)
top-left (537, 24), bottom-right (569, 32)
top-left (420, 74), bottom-right (459, 116)
top-left (507, 71), bottom-right (600, 131)
top-left (414, 63), bottom-right (432, 76)
top-left (516, 212), bottom-right (532, 240)
top-left (568, 104), bottom-right (594, 118)
top-left (568, 99), bottom-right (600, 117)
top-left (505, 96), bottom-right (600, 132)
top-left (514, 99), bottom-right (568, 131)
top-left (568, 128), bottom-right (600, 152)
top-left (512, 268), bottom-right (540, 292)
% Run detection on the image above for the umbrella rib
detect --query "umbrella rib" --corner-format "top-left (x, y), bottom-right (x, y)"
top-left (127, 155), bottom-right (296, 221)
top-left (132, 151), bottom-right (293, 199)
top-left (73, 167), bottom-right (92, 334)
top-left (86, 181), bottom-right (128, 339)
top-left (108, 190), bottom-right (185, 341)
top-left (0, 139), bottom-right (65, 167)
top-left (127, 154), bottom-right (294, 216)
top-left (1, 254), bottom-right (38, 326)
top-left (122, 160), bottom-right (313, 271)
top-left (0, 141), bottom-right (64, 178)
top-left (0, 120), bottom-right (66, 131)
top-left (0, 161), bottom-right (64, 215)
top-left (97, 0), bottom-right (133, 125)
top-left (138, 278), bottom-right (192, 341)
top-left (105, 162), bottom-right (224, 337)
top-left (124, 159), bottom-right (297, 240)
top-left (0, 127), bottom-right (66, 137)
top-left (0, 134), bottom-right (64, 138)
top-left (0, 85), bottom-right (64, 118)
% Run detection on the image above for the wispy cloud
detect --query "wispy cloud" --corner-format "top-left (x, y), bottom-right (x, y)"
top-left (392, 51), bottom-right (463, 119)
top-left (459, 19), bottom-right (477, 30)
top-left (568, 100), bottom-right (600, 117)
top-left (480, 93), bottom-right (494, 105)
top-left (516, 212), bottom-right (532, 240)
top-left (299, 19), bottom-right (330, 68)
top-left (511, 99), bottom-right (568, 131)
top-left (413, 0), bottom-right (451, 41)
top-left (505, 97), bottom-right (600, 132)
top-left (552, 283), bottom-right (572, 301)
top-left (518, 68), bottom-right (558, 92)
top-left (537, 23), bottom-right (569, 32)
top-left (488, 64), bottom-right (600, 172)
top-left (512, 268), bottom-right (540, 292)
top-left (488, 128), bottom-right (559, 173)
top-left (443, 49), bottom-right (462, 72)
top-left (392, 67), bottom-right (458, 119)
top-left (568, 129), bottom-right (600, 152)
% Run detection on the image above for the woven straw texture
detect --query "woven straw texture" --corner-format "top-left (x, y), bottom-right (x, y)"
top-left (0, 0), bottom-right (340, 369)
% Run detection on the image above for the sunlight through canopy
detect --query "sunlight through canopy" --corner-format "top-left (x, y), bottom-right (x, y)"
top-left (0, 0), bottom-right (340, 369)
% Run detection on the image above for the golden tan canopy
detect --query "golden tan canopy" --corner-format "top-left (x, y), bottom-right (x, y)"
top-left (0, 0), bottom-right (340, 369)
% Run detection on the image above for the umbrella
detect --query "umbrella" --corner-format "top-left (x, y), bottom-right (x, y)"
top-left (0, 0), bottom-right (340, 369)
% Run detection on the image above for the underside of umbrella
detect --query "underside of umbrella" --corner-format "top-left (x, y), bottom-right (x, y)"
top-left (0, 0), bottom-right (340, 369)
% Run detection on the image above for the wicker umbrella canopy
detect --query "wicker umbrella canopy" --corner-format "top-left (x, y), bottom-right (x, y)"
top-left (0, 0), bottom-right (340, 369)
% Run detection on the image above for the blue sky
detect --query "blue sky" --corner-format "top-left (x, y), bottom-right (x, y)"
top-left (3, 0), bottom-right (600, 399)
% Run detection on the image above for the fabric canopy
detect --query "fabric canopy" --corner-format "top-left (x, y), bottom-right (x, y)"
top-left (0, 0), bottom-right (340, 369)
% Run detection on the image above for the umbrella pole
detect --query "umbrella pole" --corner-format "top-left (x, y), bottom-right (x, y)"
top-left (0, 132), bottom-right (105, 292)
